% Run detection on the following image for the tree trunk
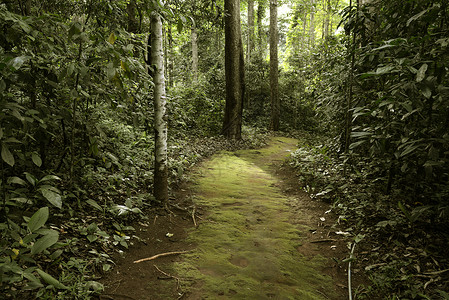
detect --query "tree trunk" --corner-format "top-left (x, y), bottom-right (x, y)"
top-left (269, 0), bottom-right (279, 131)
top-left (127, 0), bottom-right (138, 33)
top-left (324, 0), bottom-right (330, 37)
top-left (257, 0), bottom-right (265, 59)
top-left (191, 27), bottom-right (198, 81)
top-left (247, 0), bottom-right (255, 62)
top-left (223, 0), bottom-right (244, 139)
top-left (150, 11), bottom-right (168, 205)
top-left (309, 0), bottom-right (316, 46)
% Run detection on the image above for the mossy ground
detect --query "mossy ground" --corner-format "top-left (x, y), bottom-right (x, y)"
top-left (173, 137), bottom-right (335, 299)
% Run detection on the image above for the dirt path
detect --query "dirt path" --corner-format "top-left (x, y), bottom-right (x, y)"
top-left (101, 137), bottom-right (352, 300)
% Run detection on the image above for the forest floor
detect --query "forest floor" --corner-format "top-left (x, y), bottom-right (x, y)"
top-left (99, 136), bottom-right (367, 299)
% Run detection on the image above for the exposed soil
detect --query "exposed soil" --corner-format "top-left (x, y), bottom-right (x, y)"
top-left (99, 136), bottom-right (367, 300)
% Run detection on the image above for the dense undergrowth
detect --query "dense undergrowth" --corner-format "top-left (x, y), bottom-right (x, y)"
top-left (288, 131), bottom-right (449, 299)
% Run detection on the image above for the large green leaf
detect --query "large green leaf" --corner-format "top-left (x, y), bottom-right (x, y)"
top-left (7, 176), bottom-right (27, 186)
top-left (31, 230), bottom-right (59, 254)
top-left (28, 207), bottom-right (49, 233)
top-left (36, 269), bottom-right (68, 290)
top-left (40, 188), bottom-right (62, 209)
top-left (416, 64), bottom-right (428, 82)
top-left (32, 153), bottom-right (42, 167)
top-left (1, 143), bottom-right (15, 166)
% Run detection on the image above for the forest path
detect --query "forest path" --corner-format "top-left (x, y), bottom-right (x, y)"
top-left (172, 137), bottom-right (344, 299)
top-left (101, 137), bottom-right (348, 300)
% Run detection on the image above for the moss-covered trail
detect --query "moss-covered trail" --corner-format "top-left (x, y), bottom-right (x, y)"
top-left (173, 137), bottom-right (339, 299)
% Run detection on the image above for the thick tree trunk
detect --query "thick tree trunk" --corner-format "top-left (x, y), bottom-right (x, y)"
top-left (269, 0), bottom-right (279, 131)
top-left (191, 27), bottom-right (198, 81)
top-left (223, 0), bottom-right (244, 139)
top-left (150, 11), bottom-right (168, 205)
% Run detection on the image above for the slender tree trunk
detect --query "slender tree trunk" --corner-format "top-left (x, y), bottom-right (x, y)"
top-left (324, 0), bottom-right (330, 37)
top-left (269, 0), bottom-right (279, 131)
top-left (150, 11), bottom-right (168, 205)
top-left (309, 0), bottom-right (316, 47)
top-left (223, 0), bottom-right (244, 139)
top-left (127, 0), bottom-right (138, 33)
top-left (166, 26), bottom-right (173, 88)
top-left (191, 27), bottom-right (198, 81)
top-left (257, 0), bottom-right (265, 59)
top-left (247, 0), bottom-right (255, 62)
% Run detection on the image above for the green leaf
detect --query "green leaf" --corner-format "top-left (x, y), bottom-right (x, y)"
top-left (22, 271), bottom-right (44, 289)
top-left (40, 188), bottom-right (62, 209)
top-left (400, 144), bottom-right (420, 157)
top-left (407, 9), bottom-right (428, 26)
top-left (25, 172), bottom-right (37, 186)
top-left (351, 131), bottom-right (372, 138)
top-left (422, 86), bottom-right (432, 99)
top-left (40, 175), bottom-right (61, 182)
top-left (28, 207), bottom-right (49, 233)
top-left (36, 269), bottom-right (68, 290)
top-left (1, 143), bottom-right (15, 166)
top-left (87, 235), bottom-right (97, 243)
top-left (416, 64), bottom-right (428, 82)
top-left (86, 199), bottom-right (103, 211)
top-left (32, 153), bottom-right (42, 167)
top-left (0, 127), bottom-right (3, 139)
top-left (376, 65), bottom-right (394, 75)
top-left (108, 32), bottom-right (117, 45)
top-left (7, 176), bottom-right (27, 186)
top-left (31, 230), bottom-right (59, 254)
top-left (8, 56), bottom-right (29, 71)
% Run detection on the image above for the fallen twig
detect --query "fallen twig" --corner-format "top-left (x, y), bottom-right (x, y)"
top-left (133, 250), bottom-right (190, 264)
top-left (423, 268), bottom-right (449, 276)
top-left (348, 243), bottom-right (356, 300)
top-left (192, 206), bottom-right (197, 227)
top-left (154, 265), bottom-right (183, 292)
top-left (310, 239), bottom-right (336, 243)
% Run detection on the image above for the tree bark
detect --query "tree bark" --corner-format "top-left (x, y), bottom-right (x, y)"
top-left (247, 0), bottom-right (255, 62)
top-left (223, 0), bottom-right (244, 139)
top-left (324, 0), bottom-right (331, 37)
top-left (257, 0), bottom-right (265, 59)
top-left (150, 11), bottom-right (168, 205)
top-left (191, 27), bottom-right (198, 81)
top-left (309, 0), bottom-right (316, 46)
top-left (269, 0), bottom-right (279, 131)
top-left (127, 0), bottom-right (138, 33)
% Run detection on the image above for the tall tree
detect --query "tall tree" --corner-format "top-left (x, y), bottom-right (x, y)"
top-left (191, 27), bottom-right (198, 81)
top-left (257, 0), bottom-right (266, 59)
top-left (150, 10), bottom-right (169, 205)
top-left (222, 0), bottom-right (245, 139)
top-left (247, 0), bottom-right (255, 62)
top-left (269, 0), bottom-right (279, 131)
top-left (309, 0), bottom-right (316, 46)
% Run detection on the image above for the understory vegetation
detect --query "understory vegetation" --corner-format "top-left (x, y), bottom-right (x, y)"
top-left (1, 0), bottom-right (448, 299)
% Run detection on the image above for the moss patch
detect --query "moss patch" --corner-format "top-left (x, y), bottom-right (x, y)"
top-left (174, 137), bottom-right (335, 299)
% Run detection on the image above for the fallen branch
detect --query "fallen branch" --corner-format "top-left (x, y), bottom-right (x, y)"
top-left (133, 250), bottom-right (190, 264)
